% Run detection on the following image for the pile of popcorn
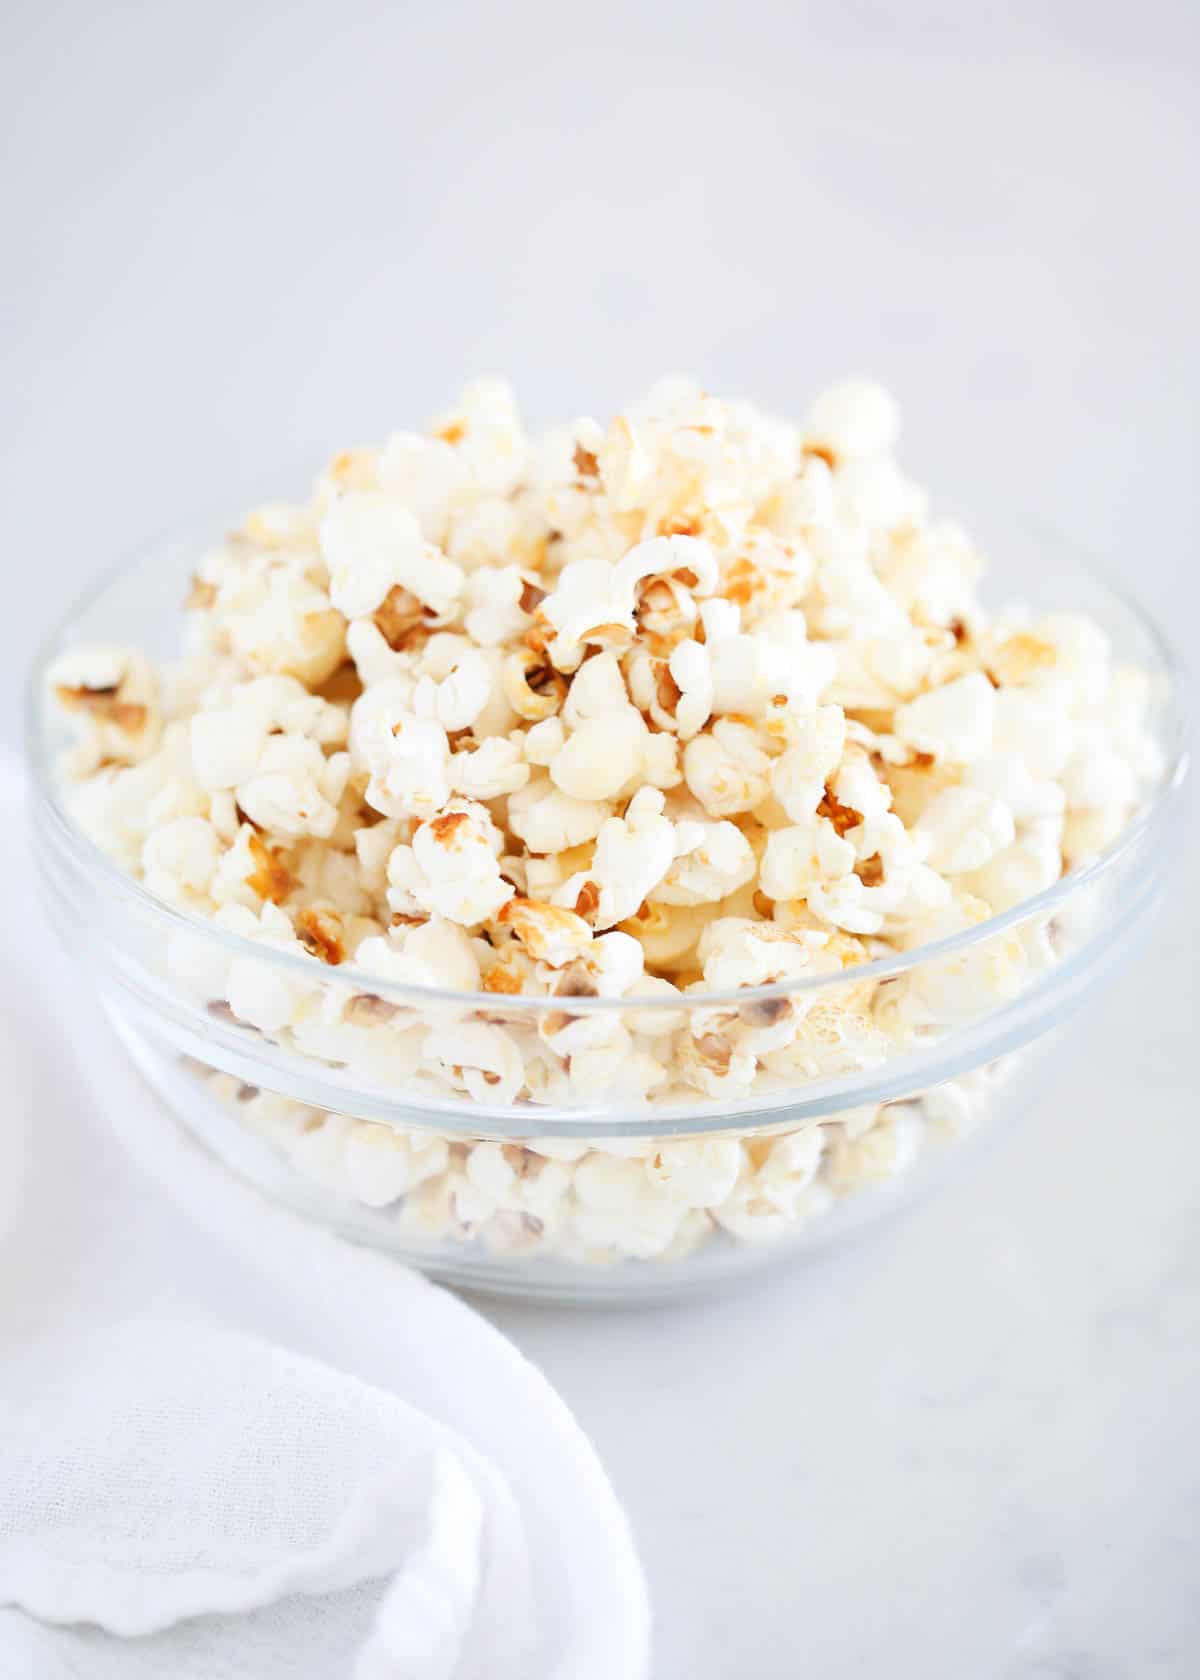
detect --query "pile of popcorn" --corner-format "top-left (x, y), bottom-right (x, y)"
top-left (197, 1056), bottom-right (1007, 1265)
top-left (49, 376), bottom-right (1159, 1261)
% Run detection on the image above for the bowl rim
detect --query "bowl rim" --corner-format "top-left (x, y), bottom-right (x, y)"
top-left (25, 513), bottom-right (1192, 1018)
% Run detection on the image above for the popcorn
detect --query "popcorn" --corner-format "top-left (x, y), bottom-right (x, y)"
top-left (915, 787), bottom-right (1016, 874)
top-left (55, 370), bottom-right (1165, 1275)
top-left (449, 736), bottom-right (530, 800)
top-left (497, 897), bottom-right (592, 965)
top-left (768, 706), bottom-right (847, 821)
top-left (386, 799), bottom-right (513, 926)
top-left (683, 724), bottom-right (771, 817)
top-left (141, 815), bottom-right (221, 906)
top-left (549, 712), bottom-right (646, 802)
top-left (572, 1155), bottom-right (686, 1259)
top-left (376, 433), bottom-right (473, 543)
top-left (760, 819), bottom-right (857, 904)
top-left (991, 688), bottom-right (1074, 781)
top-left (893, 673), bottom-right (996, 763)
top-left (199, 558), bottom-right (345, 689)
top-left (49, 644), bottom-right (161, 769)
top-left (356, 915), bottom-right (482, 990)
top-left (553, 788), bottom-right (677, 928)
top-left (350, 681), bottom-right (451, 819)
top-left (464, 565), bottom-right (536, 647)
top-left (655, 819), bottom-right (756, 906)
top-left (411, 642), bottom-right (496, 733)
top-left (343, 1123), bottom-right (451, 1208)
top-left (506, 775), bottom-right (612, 853)
top-left (423, 1021), bottom-right (524, 1105)
top-left (236, 737), bottom-right (350, 838)
top-left (218, 902), bottom-right (315, 1033)
top-left (804, 379), bottom-right (901, 462)
top-left (320, 491), bottom-right (464, 619)
top-left (645, 1137), bottom-right (742, 1206)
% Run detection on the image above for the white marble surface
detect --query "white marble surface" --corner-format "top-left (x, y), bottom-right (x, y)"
top-left (3, 3), bottom-right (1197, 1674)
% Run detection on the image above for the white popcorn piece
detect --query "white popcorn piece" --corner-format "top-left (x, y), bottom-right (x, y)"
top-left (375, 432), bottom-right (474, 543)
top-left (666, 639), bottom-right (714, 739)
top-left (431, 376), bottom-right (529, 498)
top-left (355, 915), bottom-right (482, 991)
top-left (343, 1123), bottom-right (451, 1207)
top-left (423, 1020), bottom-right (525, 1106)
top-left (522, 715), bottom-right (566, 767)
top-left (893, 672), bottom-right (996, 763)
top-left (237, 737), bottom-right (349, 838)
top-left (768, 705), bottom-right (847, 820)
top-left (683, 724), bottom-right (771, 817)
top-left (656, 819), bottom-right (756, 906)
top-left (141, 815), bottom-right (221, 906)
top-left (501, 649), bottom-right (568, 723)
top-left (706, 615), bottom-right (836, 721)
top-left (497, 896), bottom-right (592, 966)
top-left (218, 901), bottom-right (314, 1033)
top-left (464, 1143), bottom-right (572, 1220)
top-left (463, 564), bottom-right (536, 647)
top-left (538, 558), bottom-right (638, 670)
top-left (191, 678), bottom-right (348, 812)
top-left (991, 692), bottom-right (1074, 797)
top-left (506, 775), bottom-right (613, 854)
top-left (760, 818), bottom-right (857, 903)
top-left (350, 681), bottom-right (452, 820)
top-left (644, 1137), bottom-right (742, 1207)
top-left (553, 788), bottom-right (677, 928)
top-left (572, 1155), bottom-right (686, 1259)
top-left (386, 799), bottom-right (513, 926)
top-left (449, 736), bottom-right (530, 800)
top-left (823, 1106), bottom-right (923, 1192)
top-left (410, 644), bottom-right (494, 732)
top-left (915, 786), bottom-right (1016, 874)
top-left (320, 491), bottom-right (464, 619)
top-left (549, 712), bottom-right (646, 802)
top-left (834, 457), bottom-right (928, 534)
top-left (207, 562), bottom-right (345, 689)
top-left (49, 644), bottom-right (162, 769)
top-left (698, 918), bottom-right (825, 990)
top-left (804, 379), bottom-right (901, 461)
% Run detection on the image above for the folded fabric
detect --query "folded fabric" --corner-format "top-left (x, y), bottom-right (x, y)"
top-left (0, 758), bottom-right (649, 1678)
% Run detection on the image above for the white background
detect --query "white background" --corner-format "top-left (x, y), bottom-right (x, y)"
top-left (3, 3), bottom-right (1197, 1675)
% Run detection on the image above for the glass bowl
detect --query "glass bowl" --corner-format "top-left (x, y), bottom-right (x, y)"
top-left (26, 518), bottom-right (1189, 1300)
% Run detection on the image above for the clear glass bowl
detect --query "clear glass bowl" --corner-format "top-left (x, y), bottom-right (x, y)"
top-left (26, 519), bottom-right (1189, 1300)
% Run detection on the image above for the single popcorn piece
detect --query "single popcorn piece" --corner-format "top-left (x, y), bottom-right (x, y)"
top-left (350, 680), bottom-right (452, 819)
top-left (804, 379), bottom-right (901, 462)
top-left (506, 775), bottom-right (612, 853)
top-left (141, 815), bottom-right (221, 906)
top-left (553, 787), bottom-right (678, 929)
top-left (683, 724), bottom-right (771, 817)
top-left (320, 491), bottom-right (465, 619)
top-left (386, 799), bottom-right (513, 926)
top-left (915, 786), bottom-right (1016, 874)
top-left (497, 896), bottom-right (592, 965)
top-left (549, 711), bottom-right (646, 802)
top-left (49, 644), bottom-right (162, 768)
top-left (237, 737), bottom-right (350, 838)
top-left (893, 673), bottom-right (996, 763)
top-left (656, 818), bottom-right (756, 906)
top-left (769, 705), bottom-right (847, 820)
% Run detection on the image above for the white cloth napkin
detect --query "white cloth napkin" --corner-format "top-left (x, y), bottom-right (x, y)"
top-left (0, 760), bottom-right (649, 1679)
